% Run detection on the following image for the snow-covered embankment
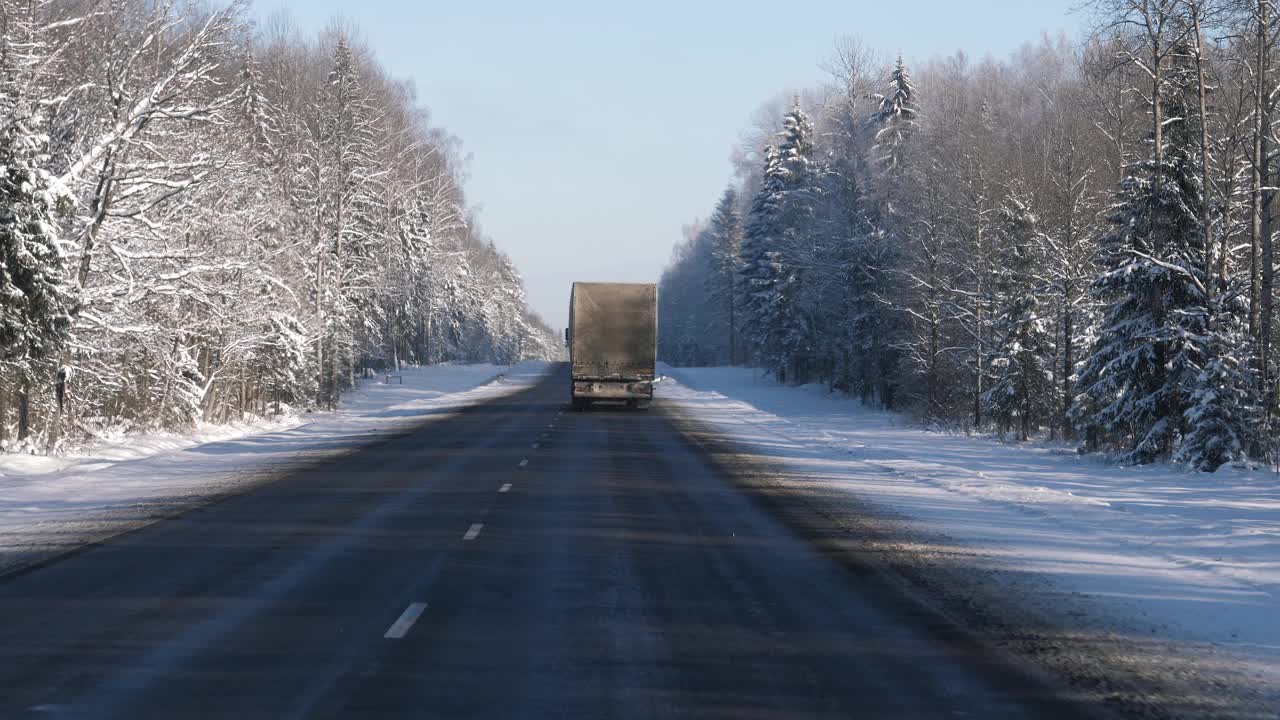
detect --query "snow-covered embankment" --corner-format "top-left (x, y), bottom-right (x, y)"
top-left (0, 362), bottom-right (551, 574)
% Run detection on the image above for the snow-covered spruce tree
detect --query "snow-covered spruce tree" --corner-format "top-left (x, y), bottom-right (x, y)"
top-left (737, 102), bottom-right (823, 380)
top-left (984, 189), bottom-right (1054, 440)
top-left (1170, 3), bottom-right (1266, 471)
top-left (764, 102), bottom-right (821, 381)
top-left (858, 57), bottom-right (921, 407)
top-left (869, 56), bottom-right (919, 173)
top-left (738, 144), bottom-right (784, 369)
top-left (706, 187), bottom-right (742, 365)
top-left (1074, 42), bottom-right (1215, 464)
top-left (0, 19), bottom-right (72, 444)
top-left (1175, 297), bottom-right (1259, 471)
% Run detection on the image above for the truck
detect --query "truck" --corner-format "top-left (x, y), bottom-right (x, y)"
top-left (567, 282), bottom-right (658, 411)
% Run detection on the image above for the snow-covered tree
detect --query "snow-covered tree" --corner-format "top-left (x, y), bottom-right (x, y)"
top-left (657, 10), bottom-right (1273, 469)
top-left (869, 56), bottom-right (919, 171)
top-left (737, 144), bottom-right (783, 369)
top-left (984, 190), bottom-right (1054, 440)
top-left (1176, 302), bottom-right (1259, 471)
top-left (736, 102), bottom-right (822, 380)
top-left (0, 1), bottom-right (72, 444)
top-left (706, 187), bottom-right (742, 364)
top-left (0, 2), bottom-right (559, 452)
top-left (0, 131), bottom-right (69, 376)
top-left (1075, 40), bottom-right (1212, 464)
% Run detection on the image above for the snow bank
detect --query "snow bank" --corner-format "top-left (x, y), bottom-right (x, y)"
top-left (659, 364), bottom-right (1280, 714)
top-left (0, 362), bottom-right (552, 573)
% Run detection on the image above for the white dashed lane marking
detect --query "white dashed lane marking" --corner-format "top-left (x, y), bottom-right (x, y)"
top-left (463, 523), bottom-right (483, 541)
top-left (499, 483), bottom-right (512, 493)
top-left (384, 602), bottom-right (428, 639)
top-left (519, 459), bottom-right (528, 467)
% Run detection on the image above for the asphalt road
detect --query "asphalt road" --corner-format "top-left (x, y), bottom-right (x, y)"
top-left (0, 365), bottom-right (1104, 719)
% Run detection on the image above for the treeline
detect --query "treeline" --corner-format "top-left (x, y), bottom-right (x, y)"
top-left (0, 1), bottom-right (560, 452)
top-left (659, 0), bottom-right (1278, 470)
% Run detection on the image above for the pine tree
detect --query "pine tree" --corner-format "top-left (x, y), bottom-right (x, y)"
top-left (771, 102), bottom-right (820, 379)
top-left (869, 56), bottom-right (919, 172)
top-left (706, 187), bottom-right (741, 364)
top-left (984, 189), bottom-right (1054, 440)
top-left (738, 144), bottom-right (784, 368)
top-left (1075, 45), bottom-right (1210, 464)
top-left (0, 1), bottom-right (72, 444)
top-left (0, 136), bottom-right (69, 356)
top-left (1176, 299), bottom-right (1259, 471)
top-left (860, 57), bottom-right (921, 407)
top-left (737, 101), bottom-right (822, 381)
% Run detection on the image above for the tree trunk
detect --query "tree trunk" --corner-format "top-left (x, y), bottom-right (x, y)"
top-left (1262, 137), bottom-right (1275, 417)
top-left (1062, 293), bottom-right (1075, 442)
top-left (0, 383), bottom-right (9, 446)
top-left (17, 383), bottom-right (30, 443)
top-left (1190, 4), bottom-right (1214, 301)
top-left (424, 304), bottom-right (433, 366)
top-left (973, 220), bottom-right (986, 430)
top-left (1259, 0), bottom-right (1275, 425)
top-left (728, 281), bottom-right (736, 366)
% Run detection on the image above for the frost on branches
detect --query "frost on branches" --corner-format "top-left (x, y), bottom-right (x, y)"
top-left (659, 6), bottom-right (1279, 471)
top-left (0, 2), bottom-right (558, 453)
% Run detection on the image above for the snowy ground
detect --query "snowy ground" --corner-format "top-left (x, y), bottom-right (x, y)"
top-left (659, 364), bottom-right (1280, 718)
top-left (0, 362), bottom-right (551, 574)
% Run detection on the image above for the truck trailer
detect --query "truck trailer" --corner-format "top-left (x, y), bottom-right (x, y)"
top-left (567, 282), bottom-right (658, 410)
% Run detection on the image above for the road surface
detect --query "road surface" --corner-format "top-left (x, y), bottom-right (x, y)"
top-left (0, 365), bottom-right (1104, 719)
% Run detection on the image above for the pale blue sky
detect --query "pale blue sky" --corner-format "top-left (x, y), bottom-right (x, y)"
top-left (252, 1), bottom-right (1087, 329)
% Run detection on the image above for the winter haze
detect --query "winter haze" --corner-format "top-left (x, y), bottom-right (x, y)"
top-left (253, 0), bottom-right (1087, 329)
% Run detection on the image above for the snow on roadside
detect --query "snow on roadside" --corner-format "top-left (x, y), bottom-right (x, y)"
top-left (658, 364), bottom-right (1280, 712)
top-left (0, 362), bottom-right (551, 572)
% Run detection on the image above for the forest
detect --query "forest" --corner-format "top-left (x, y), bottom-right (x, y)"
top-left (659, 0), bottom-right (1279, 470)
top-left (0, 0), bottom-right (561, 453)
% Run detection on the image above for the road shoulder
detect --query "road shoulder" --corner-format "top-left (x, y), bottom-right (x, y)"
top-left (0, 363), bottom-right (552, 579)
